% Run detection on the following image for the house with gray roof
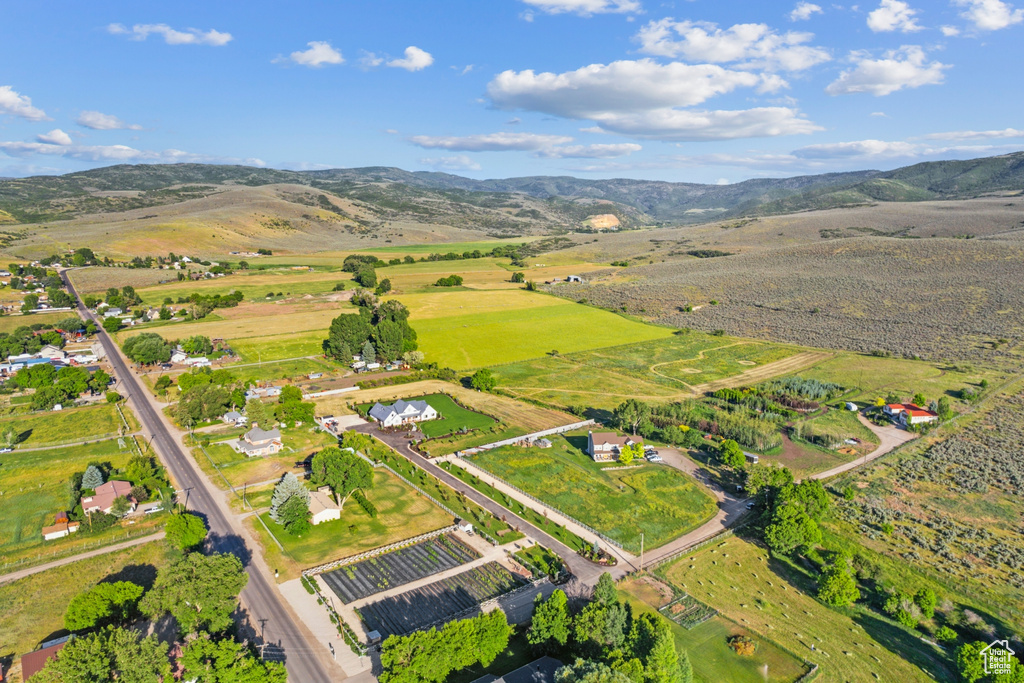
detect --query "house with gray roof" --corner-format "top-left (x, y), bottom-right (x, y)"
top-left (367, 399), bottom-right (438, 428)
top-left (236, 426), bottom-right (282, 457)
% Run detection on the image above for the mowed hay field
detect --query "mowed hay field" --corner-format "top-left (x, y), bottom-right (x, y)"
top-left (314, 379), bottom-right (576, 433)
top-left (134, 267), bottom-right (350, 305)
top-left (67, 267), bottom-right (179, 294)
top-left (0, 312), bottom-right (79, 334)
top-left (659, 537), bottom-right (950, 683)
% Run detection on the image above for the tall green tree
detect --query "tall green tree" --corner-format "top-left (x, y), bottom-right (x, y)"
top-left (764, 504), bottom-right (822, 554)
top-left (32, 626), bottom-right (170, 683)
top-left (470, 368), bottom-right (497, 392)
top-left (362, 339), bottom-right (376, 363)
top-left (555, 659), bottom-right (633, 683)
top-left (955, 641), bottom-right (987, 683)
top-left (64, 581), bottom-right (145, 631)
top-left (245, 398), bottom-right (271, 430)
top-left (269, 472), bottom-right (310, 525)
top-left (528, 589), bottom-right (571, 652)
top-left (180, 633), bottom-right (288, 683)
top-left (323, 312), bottom-right (372, 360)
top-left (593, 572), bottom-right (617, 606)
top-left (82, 464), bottom-right (105, 490)
top-left (165, 512), bottom-right (209, 552)
top-left (140, 552), bottom-right (248, 635)
top-left (614, 400), bottom-right (651, 436)
top-left (310, 446), bottom-right (374, 509)
top-left (817, 553), bottom-right (860, 607)
top-left (718, 439), bottom-right (746, 470)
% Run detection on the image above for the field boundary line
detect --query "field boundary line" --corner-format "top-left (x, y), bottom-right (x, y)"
top-left (303, 525), bottom-right (459, 576)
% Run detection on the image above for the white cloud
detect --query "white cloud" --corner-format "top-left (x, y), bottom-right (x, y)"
top-left (359, 51), bottom-right (385, 69)
top-left (940, 24), bottom-right (962, 35)
top-left (487, 59), bottom-right (820, 140)
top-left (387, 46), bottom-right (434, 71)
top-left (790, 2), bottom-right (824, 20)
top-left (106, 23), bottom-right (232, 46)
top-left (0, 139), bottom-right (264, 165)
top-left (0, 86), bottom-right (49, 121)
top-left (954, 0), bottom-right (1024, 30)
top-left (408, 132), bottom-right (574, 151)
top-left (535, 143), bottom-right (642, 158)
top-left (635, 19), bottom-right (830, 71)
top-left (870, 111), bottom-right (889, 117)
top-left (919, 127), bottom-right (1024, 139)
top-left (793, 139), bottom-right (918, 158)
top-left (826, 46), bottom-right (948, 96)
top-left (419, 155), bottom-right (482, 171)
top-left (36, 129), bottom-right (72, 146)
top-left (76, 110), bottom-right (142, 130)
top-left (520, 0), bottom-right (641, 16)
top-left (866, 0), bottom-right (923, 32)
top-left (278, 41), bottom-right (344, 68)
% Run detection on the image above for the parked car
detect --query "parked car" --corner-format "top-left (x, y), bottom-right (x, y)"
top-left (745, 502), bottom-right (756, 510)
top-left (646, 454), bottom-right (663, 463)
top-left (0, 447), bottom-right (11, 453)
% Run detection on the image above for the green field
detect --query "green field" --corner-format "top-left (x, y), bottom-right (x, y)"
top-left (256, 469), bottom-right (454, 569)
top-left (364, 239), bottom-right (539, 255)
top-left (619, 579), bottom-right (809, 683)
top-left (0, 439), bottom-right (164, 567)
top-left (0, 541), bottom-right (175, 681)
top-left (656, 536), bottom-right (950, 683)
top-left (414, 302), bottom-right (675, 370)
top-left (212, 357), bottom-right (334, 386)
top-left (0, 402), bottom-right (128, 448)
top-left (135, 269), bottom-right (348, 305)
top-left (357, 394), bottom-right (496, 439)
top-left (467, 433), bottom-right (716, 552)
top-left (231, 330), bottom-right (327, 362)
top-left (0, 311), bottom-right (78, 334)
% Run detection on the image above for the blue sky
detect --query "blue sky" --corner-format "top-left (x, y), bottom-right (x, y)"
top-left (2, 0), bottom-right (1023, 183)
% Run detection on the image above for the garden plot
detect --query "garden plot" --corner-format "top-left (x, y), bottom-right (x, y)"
top-left (320, 534), bottom-right (480, 604)
top-left (357, 561), bottom-right (525, 637)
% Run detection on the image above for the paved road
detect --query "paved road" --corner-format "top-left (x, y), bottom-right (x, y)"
top-left (0, 532), bottom-right (165, 585)
top-left (358, 425), bottom-right (615, 584)
top-left (62, 270), bottom-right (336, 683)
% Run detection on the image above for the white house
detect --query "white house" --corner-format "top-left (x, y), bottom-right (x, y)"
top-left (236, 426), bottom-right (283, 457)
top-left (884, 403), bottom-right (939, 426)
top-left (222, 411), bottom-right (247, 426)
top-left (367, 399), bottom-right (438, 428)
top-left (170, 351), bottom-right (188, 364)
top-left (102, 308), bottom-right (124, 318)
top-left (38, 345), bottom-right (66, 361)
top-left (42, 520), bottom-right (80, 541)
top-left (309, 487), bottom-right (341, 525)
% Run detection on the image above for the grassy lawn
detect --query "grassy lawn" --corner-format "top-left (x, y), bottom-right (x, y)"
top-left (0, 541), bottom-right (175, 682)
top-left (390, 288), bottom-right (567, 320)
top-left (620, 578), bottom-right (809, 683)
top-left (799, 353), bottom-right (999, 404)
top-left (468, 434), bottom-right (716, 552)
top-left (657, 536), bottom-right (950, 683)
top-left (412, 300), bottom-right (675, 370)
top-left (0, 403), bottom-right (128, 448)
top-left (355, 393), bottom-right (496, 438)
top-left (440, 461), bottom-right (589, 553)
top-left (213, 357), bottom-right (334, 386)
top-left (194, 426), bottom-right (336, 489)
top-left (0, 312), bottom-right (80, 334)
top-left (252, 469), bottom-right (453, 576)
top-left (800, 408), bottom-right (878, 447)
top-left (0, 439), bottom-right (165, 568)
top-left (231, 330), bottom-right (328, 362)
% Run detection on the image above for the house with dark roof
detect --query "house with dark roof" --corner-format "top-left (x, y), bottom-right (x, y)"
top-left (367, 399), bottom-right (438, 428)
top-left (587, 431), bottom-right (643, 462)
top-left (236, 426), bottom-right (282, 457)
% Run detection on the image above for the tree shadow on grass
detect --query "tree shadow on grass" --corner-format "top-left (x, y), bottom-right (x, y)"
top-left (99, 562), bottom-right (159, 590)
top-left (853, 611), bottom-right (956, 682)
top-left (564, 435), bottom-right (590, 453)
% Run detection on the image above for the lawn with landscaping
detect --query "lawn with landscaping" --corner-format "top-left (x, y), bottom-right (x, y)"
top-left (466, 434), bottom-right (716, 552)
top-left (0, 402), bottom-right (130, 448)
top-left (356, 393), bottom-right (497, 439)
top-left (254, 469), bottom-right (454, 573)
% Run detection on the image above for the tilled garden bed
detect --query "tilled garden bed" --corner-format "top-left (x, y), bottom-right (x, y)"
top-left (320, 534), bottom-right (480, 604)
top-left (357, 561), bottom-right (526, 636)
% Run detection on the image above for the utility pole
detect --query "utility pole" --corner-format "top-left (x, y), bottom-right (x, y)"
top-left (640, 532), bottom-right (644, 572)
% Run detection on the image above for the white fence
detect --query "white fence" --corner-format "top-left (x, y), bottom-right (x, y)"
top-left (459, 419), bottom-right (595, 454)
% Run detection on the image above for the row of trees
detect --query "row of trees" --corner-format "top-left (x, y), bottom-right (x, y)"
top-left (0, 317), bottom-right (90, 358)
top-left (12, 363), bottom-right (110, 410)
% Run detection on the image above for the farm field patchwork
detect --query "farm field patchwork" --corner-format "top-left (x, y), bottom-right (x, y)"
top-left (118, 307), bottom-right (348, 346)
top-left (357, 561), bottom-right (526, 637)
top-left (413, 302), bottom-right (675, 369)
top-left (657, 536), bottom-right (949, 683)
top-left (255, 469), bottom-right (454, 572)
top-left (319, 533), bottom-right (480, 603)
top-left (0, 312), bottom-right (79, 334)
top-left (134, 268), bottom-right (349, 305)
top-left (387, 288), bottom-right (567, 320)
top-left (467, 434), bottom-right (716, 552)
top-left (67, 266), bottom-right (178, 294)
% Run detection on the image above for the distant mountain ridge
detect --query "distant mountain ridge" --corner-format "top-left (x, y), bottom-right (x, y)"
top-left (1, 151), bottom-right (1022, 225)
